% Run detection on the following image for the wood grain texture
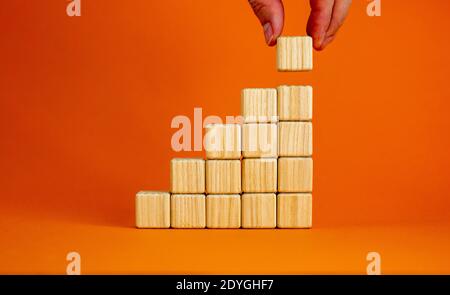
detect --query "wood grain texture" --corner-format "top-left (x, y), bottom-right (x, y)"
top-left (241, 193), bottom-right (276, 228)
top-left (242, 158), bottom-right (277, 193)
top-left (170, 158), bottom-right (205, 193)
top-left (206, 195), bottom-right (241, 228)
top-left (205, 124), bottom-right (241, 159)
top-left (170, 194), bottom-right (206, 228)
top-left (277, 36), bottom-right (313, 71)
top-left (241, 88), bottom-right (278, 123)
top-left (206, 160), bottom-right (241, 194)
top-left (277, 85), bottom-right (313, 121)
top-left (278, 122), bottom-right (313, 157)
top-left (135, 191), bottom-right (170, 228)
top-left (278, 157), bottom-right (313, 192)
top-left (277, 193), bottom-right (312, 228)
top-left (242, 123), bottom-right (278, 158)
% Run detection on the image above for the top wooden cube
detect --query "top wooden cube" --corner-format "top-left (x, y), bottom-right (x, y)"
top-left (277, 36), bottom-right (313, 71)
top-left (170, 158), bottom-right (205, 193)
top-left (241, 88), bottom-right (278, 123)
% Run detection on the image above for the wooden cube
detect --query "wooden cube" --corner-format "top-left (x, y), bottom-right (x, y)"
top-left (206, 195), bottom-right (241, 228)
top-left (241, 88), bottom-right (277, 123)
top-left (242, 123), bottom-right (278, 158)
top-left (171, 194), bottom-right (206, 228)
top-left (242, 158), bottom-right (277, 193)
top-left (278, 122), bottom-right (313, 157)
top-left (205, 124), bottom-right (241, 159)
top-left (135, 191), bottom-right (170, 228)
top-left (277, 85), bottom-right (313, 121)
top-left (242, 193), bottom-right (276, 228)
top-left (277, 36), bottom-right (313, 71)
top-left (277, 193), bottom-right (312, 228)
top-left (206, 160), bottom-right (241, 194)
top-left (170, 158), bottom-right (205, 193)
top-left (278, 157), bottom-right (313, 192)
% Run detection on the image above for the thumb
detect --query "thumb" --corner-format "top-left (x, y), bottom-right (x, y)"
top-left (248, 0), bottom-right (284, 46)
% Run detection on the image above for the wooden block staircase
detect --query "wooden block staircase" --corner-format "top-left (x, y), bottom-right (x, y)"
top-left (136, 36), bottom-right (313, 229)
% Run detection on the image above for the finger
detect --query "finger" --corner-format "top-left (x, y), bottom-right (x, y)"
top-left (319, 34), bottom-right (336, 49)
top-left (307, 0), bottom-right (335, 50)
top-left (248, 0), bottom-right (284, 46)
top-left (320, 0), bottom-right (351, 49)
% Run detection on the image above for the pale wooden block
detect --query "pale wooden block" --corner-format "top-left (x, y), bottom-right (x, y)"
top-left (277, 85), bottom-right (313, 121)
top-left (242, 123), bottom-right (278, 158)
top-left (205, 124), bottom-right (241, 160)
top-left (242, 158), bottom-right (277, 193)
top-left (206, 195), bottom-right (241, 228)
top-left (278, 122), bottom-right (313, 157)
top-left (242, 193), bottom-right (276, 228)
top-left (277, 36), bottom-right (313, 71)
top-left (206, 160), bottom-right (241, 194)
top-left (171, 194), bottom-right (206, 228)
top-left (135, 191), bottom-right (170, 228)
top-left (278, 157), bottom-right (313, 192)
top-left (170, 158), bottom-right (205, 194)
top-left (241, 88), bottom-right (278, 123)
top-left (277, 193), bottom-right (312, 228)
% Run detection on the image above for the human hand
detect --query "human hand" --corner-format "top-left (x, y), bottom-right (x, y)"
top-left (248, 0), bottom-right (352, 50)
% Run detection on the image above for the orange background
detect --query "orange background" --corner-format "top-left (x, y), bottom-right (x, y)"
top-left (1, 0), bottom-right (449, 274)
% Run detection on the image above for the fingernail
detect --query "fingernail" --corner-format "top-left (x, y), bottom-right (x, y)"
top-left (263, 23), bottom-right (273, 45)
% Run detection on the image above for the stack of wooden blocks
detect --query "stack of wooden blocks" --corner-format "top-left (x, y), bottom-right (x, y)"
top-left (136, 36), bottom-right (313, 229)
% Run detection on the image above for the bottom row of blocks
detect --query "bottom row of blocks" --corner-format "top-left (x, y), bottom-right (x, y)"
top-left (136, 192), bottom-right (312, 229)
